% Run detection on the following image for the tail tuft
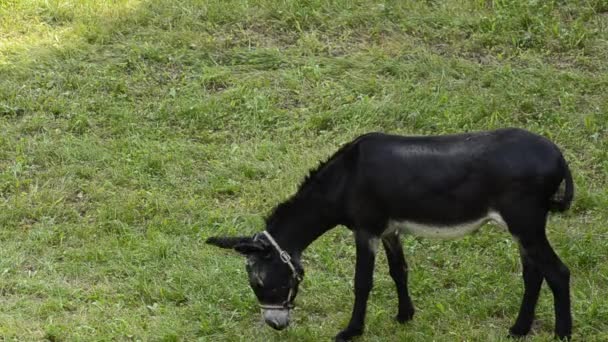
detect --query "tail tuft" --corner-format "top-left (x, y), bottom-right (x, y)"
top-left (549, 158), bottom-right (574, 212)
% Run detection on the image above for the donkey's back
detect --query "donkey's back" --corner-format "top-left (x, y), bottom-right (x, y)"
top-left (347, 128), bottom-right (573, 231)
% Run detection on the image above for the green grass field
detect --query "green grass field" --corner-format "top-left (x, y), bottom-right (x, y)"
top-left (1, 0), bottom-right (607, 340)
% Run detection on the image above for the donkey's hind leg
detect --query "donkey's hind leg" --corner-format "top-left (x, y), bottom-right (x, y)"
top-left (521, 236), bottom-right (571, 340)
top-left (509, 245), bottom-right (544, 337)
top-left (502, 205), bottom-right (572, 340)
top-left (382, 233), bottom-right (415, 323)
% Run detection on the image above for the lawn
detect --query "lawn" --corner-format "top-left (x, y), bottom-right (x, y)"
top-left (1, 0), bottom-right (607, 341)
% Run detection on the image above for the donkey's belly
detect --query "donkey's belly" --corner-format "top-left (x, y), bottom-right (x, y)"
top-left (385, 211), bottom-right (506, 239)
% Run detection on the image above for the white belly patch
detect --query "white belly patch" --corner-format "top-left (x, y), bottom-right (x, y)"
top-left (385, 211), bottom-right (506, 239)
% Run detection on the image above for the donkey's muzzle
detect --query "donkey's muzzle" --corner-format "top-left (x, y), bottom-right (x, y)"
top-left (263, 308), bottom-right (290, 330)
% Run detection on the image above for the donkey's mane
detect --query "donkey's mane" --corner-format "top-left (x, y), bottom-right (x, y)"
top-left (300, 140), bottom-right (355, 191)
top-left (265, 137), bottom-right (361, 225)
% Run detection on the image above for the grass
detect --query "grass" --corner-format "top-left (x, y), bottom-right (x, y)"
top-left (1, 0), bottom-right (607, 340)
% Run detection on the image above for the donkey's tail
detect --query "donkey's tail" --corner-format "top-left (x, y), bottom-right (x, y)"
top-left (549, 157), bottom-right (574, 212)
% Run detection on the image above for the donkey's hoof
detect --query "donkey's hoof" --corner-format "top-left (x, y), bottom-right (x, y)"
top-left (335, 327), bottom-right (363, 342)
top-left (395, 310), bottom-right (414, 323)
top-left (508, 325), bottom-right (530, 338)
top-left (555, 332), bottom-right (571, 341)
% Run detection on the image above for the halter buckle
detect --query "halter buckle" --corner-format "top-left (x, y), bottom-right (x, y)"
top-left (279, 250), bottom-right (291, 263)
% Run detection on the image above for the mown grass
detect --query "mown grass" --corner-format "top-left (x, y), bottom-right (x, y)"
top-left (1, 0), bottom-right (607, 340)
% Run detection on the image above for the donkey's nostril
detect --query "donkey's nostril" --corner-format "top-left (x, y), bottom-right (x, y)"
top-left (263, 309), bottom-right (290, 330)
top-left (267, 318), bottom-right (286, 330)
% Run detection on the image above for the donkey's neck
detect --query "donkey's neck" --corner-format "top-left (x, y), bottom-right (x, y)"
top-left (265, 140), bottom-right (357, 255)
top-left (265, 193), bottom-right (344, 255)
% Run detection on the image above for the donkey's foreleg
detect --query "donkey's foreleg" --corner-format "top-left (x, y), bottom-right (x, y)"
top-left (382, 233), bottom-right (415, 323)
top-left (335, 231), bottom-right (379, 342)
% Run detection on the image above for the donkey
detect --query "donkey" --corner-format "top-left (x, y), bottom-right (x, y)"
top-left (206, 128), bottom-right (574, 341)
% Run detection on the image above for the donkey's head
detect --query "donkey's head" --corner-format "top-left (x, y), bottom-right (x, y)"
top-left (206, 232), bottom-right (304, 330)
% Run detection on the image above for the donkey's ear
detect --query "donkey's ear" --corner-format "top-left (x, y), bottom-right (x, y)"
top-left (234, 241), bottom-right (268, 255)
top-left (206, 236), bottom-right (268, 256)
top-left (206, 236), bottom-right (252, 250)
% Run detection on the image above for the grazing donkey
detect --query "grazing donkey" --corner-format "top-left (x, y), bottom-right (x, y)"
top-left (207, 128), bottom-right (574, 341)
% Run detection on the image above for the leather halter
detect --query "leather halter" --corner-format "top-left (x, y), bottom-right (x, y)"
top-left (256, 231), bottom-right (302, 310)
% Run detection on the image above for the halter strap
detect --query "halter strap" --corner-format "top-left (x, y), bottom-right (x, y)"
top-left (256, 231), bottom-right (302, 310)
top-left (259, 287), bottom-right (295, 310)
top-left (260, 231), bottom-right (302, 281)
